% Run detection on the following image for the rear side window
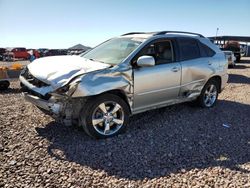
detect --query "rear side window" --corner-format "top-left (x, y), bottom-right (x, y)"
top-left (178, 38), bottom-right (200, 61)
top-left (199, 42), bottom-right (216, 57)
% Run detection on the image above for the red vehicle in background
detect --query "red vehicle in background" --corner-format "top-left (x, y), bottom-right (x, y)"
top-left (3, 48), bottom-right (40, 61)
top-left (11, 48), bottom-right (30, 60)
top-left (27, 49), bottom-right (40, 58)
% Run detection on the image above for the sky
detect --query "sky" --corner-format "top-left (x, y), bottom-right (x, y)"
top-left (0, 0), bottom-right (250, 49)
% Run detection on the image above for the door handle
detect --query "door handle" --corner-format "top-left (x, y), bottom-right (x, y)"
top-left (171, 67), bottom-right (180, 72)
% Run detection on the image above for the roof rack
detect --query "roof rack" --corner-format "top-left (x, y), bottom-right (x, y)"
top-left (154, 31), bottom-right (204, 37)
top-left (121, 32), bottom-right (150, 36)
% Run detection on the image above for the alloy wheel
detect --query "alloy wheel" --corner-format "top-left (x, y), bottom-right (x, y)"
top-left (203, 84), bottom-right (217, 107)
top-left (92, 101), bottom-right (125, 136)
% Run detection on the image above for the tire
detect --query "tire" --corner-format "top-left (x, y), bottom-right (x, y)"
top-left (79, 94), bottom-right (130, 139)
top-left (197, 79), bottom-right (219, 108)
top-left (228, 63), bottom-right (234, 68)
top-left (0, 81), bottom-right (10, 91)
top-left (236, 56), bottom-right (240, 63)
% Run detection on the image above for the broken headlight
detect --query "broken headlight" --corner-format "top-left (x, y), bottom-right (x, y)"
top-left (54, 82), bottom-right (78, 96)
top-left (56, 85), bottom-right (70, 94)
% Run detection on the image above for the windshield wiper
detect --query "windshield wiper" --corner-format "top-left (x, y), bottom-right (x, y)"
top-left (88, 58), bottom-right (114, 67)
top-left (89, 58), bottom-right (105, 64)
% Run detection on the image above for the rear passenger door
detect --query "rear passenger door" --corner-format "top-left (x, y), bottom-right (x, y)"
top-left (177, 38), bottom-right (216, 98)
top-left (133, 39), bottom-right (181, 112)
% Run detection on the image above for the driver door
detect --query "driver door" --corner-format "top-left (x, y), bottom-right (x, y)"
top-left (133, 39), bottom-right (181, 112)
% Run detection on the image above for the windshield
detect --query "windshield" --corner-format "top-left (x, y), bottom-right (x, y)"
top-left (81, 37), bottom-right (144, 65)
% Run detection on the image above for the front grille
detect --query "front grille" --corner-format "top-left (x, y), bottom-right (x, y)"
top-left (21, 68), bottom-right (49, 88)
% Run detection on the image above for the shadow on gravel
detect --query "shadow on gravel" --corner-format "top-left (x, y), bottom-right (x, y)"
top-left (239, 59), bottom-right (250, 64)
top-left (228, 74), bottom-right (250, 84)
top-left (0, 88), bottom-right (21, 94)
top-left (36, 100), bottom-right (250, 180)
top-left (232, 65), bottom-right (249, 69)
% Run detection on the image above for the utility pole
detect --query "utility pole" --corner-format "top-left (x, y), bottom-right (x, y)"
top-left (215, 28), bottom-right (219, 45)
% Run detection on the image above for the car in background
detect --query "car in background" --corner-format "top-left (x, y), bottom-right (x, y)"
top-left (37, 48), bottom-right (48, 57)
top-left (223, 41), bottom-right (241, 62)
top-left (3, 48), bottom-right (30, 61)
top-left (223, 50), bottom-right (236, 68)
top-left (20, 31), bottom-right (228, 138)
top-left (12, 47), bottom-right (30, 60)
top-left (67, 49), bottom-right (86, 55)
top-left (44, 49), bottom-right (67, 56)
top-left (27, 49), bottom-right (40, 59)
top-left (0, 48), bottom-right (6, 61)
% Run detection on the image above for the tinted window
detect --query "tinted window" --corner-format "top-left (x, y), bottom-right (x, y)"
top-left (199, 42), bottom-right (215, 57)
top-left (178, 38), bottom-right (200, 61)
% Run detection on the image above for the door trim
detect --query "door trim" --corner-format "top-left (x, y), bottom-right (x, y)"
top-left (137, 85), bottom-right (180, 96)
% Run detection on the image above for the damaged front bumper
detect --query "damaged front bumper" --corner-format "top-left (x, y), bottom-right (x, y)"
top-left (23, 92), bottom-right (62, 115)
top-left (22, 92), bottom-right (83, 126)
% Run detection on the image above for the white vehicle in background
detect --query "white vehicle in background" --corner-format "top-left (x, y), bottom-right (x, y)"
top-left (223, 51), bottom-right (236, 68)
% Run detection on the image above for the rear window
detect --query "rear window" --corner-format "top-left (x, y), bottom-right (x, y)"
top-left (178, 38), bottom-right (200, 61)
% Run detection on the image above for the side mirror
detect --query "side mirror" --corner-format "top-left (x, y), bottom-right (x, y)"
top-left (137, 55), bottom-right (155, 67)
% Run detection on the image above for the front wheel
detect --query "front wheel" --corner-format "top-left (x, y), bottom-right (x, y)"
top-left (79, 94), bottom-right (130, 139)
top-left (197, 80), bottom-right (219, 108)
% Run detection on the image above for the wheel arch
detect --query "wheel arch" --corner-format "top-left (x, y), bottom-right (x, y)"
top-left (88, 89), bottom-right (132, 114)
top-left (99, 89), bottom-right (131, 114)
top-left (207, 75), bottom-right (222, 92)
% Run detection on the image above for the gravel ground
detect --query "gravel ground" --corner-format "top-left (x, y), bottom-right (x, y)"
top-left (0, 60), bottom-right (30, 68)
top-left (1, 58), bottom-right (250, 187)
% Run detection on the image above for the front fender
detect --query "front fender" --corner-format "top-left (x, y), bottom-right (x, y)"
top-left (71, 67), bottom-right (133, 107)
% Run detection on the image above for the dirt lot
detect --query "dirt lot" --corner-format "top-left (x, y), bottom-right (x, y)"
top-left (0, 60), bottom-right (30, 68)
top-left (1, 58), bottom-right (250, 187)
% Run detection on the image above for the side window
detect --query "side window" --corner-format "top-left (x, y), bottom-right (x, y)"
top-left (154, 41), bottom-right (173, 65)
top-left (178, 38), bottom-right (200, 61)
top-left (133, 40), bottom-right (174, 66)
top-left (199, 42), bottom-right (216, 57)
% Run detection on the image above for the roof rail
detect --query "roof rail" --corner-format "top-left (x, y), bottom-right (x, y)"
top-left (154, 31), bottom-right (204, 38)
top-left (121, 32), bottom-right (149, 36)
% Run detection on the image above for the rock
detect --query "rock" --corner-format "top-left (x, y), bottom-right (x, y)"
top-left (107, 162), bottom-right (112, 167)
top-left (9, 160), bottom-right (17, 166)
top-left (0, 144), bottom-right (4, 152)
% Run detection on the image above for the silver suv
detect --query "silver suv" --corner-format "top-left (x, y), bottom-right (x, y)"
top-left (20, 31), bottom-right (228, 138)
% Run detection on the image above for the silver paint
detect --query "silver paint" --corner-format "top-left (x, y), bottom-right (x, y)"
top-left (20, 33), bottom-right (228, 125)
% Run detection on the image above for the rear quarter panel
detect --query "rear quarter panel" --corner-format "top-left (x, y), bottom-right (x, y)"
top-left (179, 37), bottom-right (227, 98)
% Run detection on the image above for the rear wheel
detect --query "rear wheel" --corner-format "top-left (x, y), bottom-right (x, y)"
top-left (197, 80), bottom-right (219, 108)
top-left (79, 94), bottom-right (130, 139)
top-left (228, 63), bottom-right (234, 68)
top-left (0, 81), bottom-right (10, 91)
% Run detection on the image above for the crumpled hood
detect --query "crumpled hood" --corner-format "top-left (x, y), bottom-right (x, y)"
top-left (27, 55), bottom-right (110, 88)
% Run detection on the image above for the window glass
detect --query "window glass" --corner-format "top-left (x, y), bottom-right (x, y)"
top-left (178, 38), bottom-right (200, 61)
top-left (199, 42), bottom-right (216, 57)
top-left (135, 40), bottom-right (173, 65)
top-left (82, 37), bottom-right (143, 65)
